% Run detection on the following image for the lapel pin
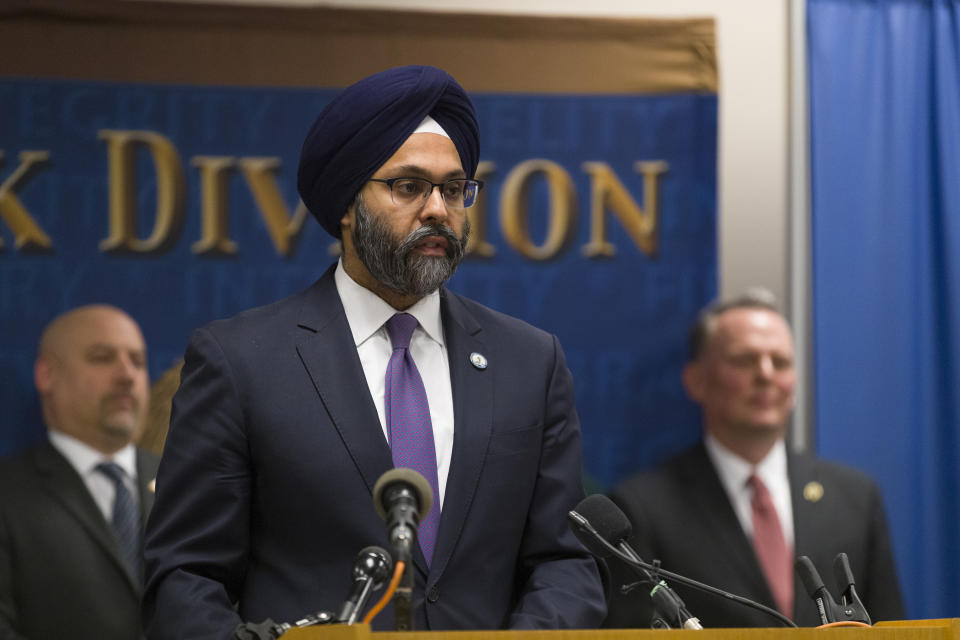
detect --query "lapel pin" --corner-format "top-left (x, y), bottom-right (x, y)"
top-left (803, 481), bottom-right (824, 503)
top-left (469, 352), bottom-right (488, 370)
top-left (148, 478), bottom-right (156, 493)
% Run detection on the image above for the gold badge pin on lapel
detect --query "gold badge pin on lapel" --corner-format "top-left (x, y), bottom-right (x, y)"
top-left (148, 478), bottom-right (156, 493)
top-left (803, 481), bottom-right (824, 502)
top-left (470, 352), bottom-right (488, 370)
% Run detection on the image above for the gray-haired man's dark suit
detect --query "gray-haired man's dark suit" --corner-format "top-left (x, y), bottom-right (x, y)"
top-left (604, 443), bottom-right (904, 628)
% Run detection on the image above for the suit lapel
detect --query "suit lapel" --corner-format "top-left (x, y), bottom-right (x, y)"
top-left (683, 444), bottom-right (776, 606)
top-left (295, 273), bottom-right (494, 579)
top-left (788, 451), bottom-right (818, 553)
top-left (788, 451), bottom-right (819, 620)
top-left (295, 267), bottom-right (394, 512)
top-left (427, 290), bottom-right (492, 582)
top-left (33, 442), bottom-right (142, 594)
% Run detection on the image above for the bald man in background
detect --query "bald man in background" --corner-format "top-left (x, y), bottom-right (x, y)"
top-left (0, 305), bottom-right (159, 640)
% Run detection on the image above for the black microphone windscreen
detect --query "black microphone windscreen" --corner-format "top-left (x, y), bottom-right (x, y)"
top-left (567, 511), bottom-right (614, 558)
top-left (833, 553), bottom-right (856, 591)
top-left (354, 546), bottom-right (393, 586)
top-left (372, 468), bottom-right (433, 520)
top-left (795, 556), bottom-right (826, 598)
top-left (574, 494), bottom-right (633, 544)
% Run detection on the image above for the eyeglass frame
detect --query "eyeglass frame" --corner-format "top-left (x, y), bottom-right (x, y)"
top-left (367, 176), bottom-right (485, 210)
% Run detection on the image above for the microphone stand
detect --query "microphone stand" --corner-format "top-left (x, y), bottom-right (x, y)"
top-left (568, 510), bottom-right (797, 629)
top-left (796, 554), bottom-right (871, 625)
top-left (617, 540), bottom-right (701, 629)
top-left (372, 469), bottom-right (431, 632)
top-left (394, 561), bottom-right (414, 632)
top-left (622, 546), bottom-right (796, 628)
top-left (390, 527), bottom-right (415, 631)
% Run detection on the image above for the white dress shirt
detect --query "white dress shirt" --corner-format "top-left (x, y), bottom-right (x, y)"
top-left (48, 429), bottom-right (139, 524)
top-left (334, 259), bottom-right (454, 507)
top-left (703, 433), bottom-right (795, 548)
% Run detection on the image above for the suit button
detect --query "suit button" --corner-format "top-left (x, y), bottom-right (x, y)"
top-left (427, 586), bottom-right (440, 603)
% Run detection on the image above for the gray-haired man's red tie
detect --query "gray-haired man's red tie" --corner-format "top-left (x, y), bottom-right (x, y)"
top-left (749, 474), bottom-right (793, 618)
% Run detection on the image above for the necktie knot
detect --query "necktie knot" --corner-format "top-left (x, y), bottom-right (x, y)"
top-left (96, 461), bottom-right (126, 486)
top-left (748, 474), bottom-right (772, 512)
top-left (386, 313), bottom-right (418, 351)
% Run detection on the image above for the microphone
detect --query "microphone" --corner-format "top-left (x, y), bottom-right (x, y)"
top-left (337, 546), bottom-right (393, 624)
top-left (372, 468), bottom-right (433, 565)
top-left (796, 554), bottom-right (871, 625)
top-left (796, 556), bottom-right (832, 624)
top-left (568, 494), bottom-right (632, 558)
top-left (569, 495), bottom-right (702, 630)
top-left (236, 547), bottom-right (392, 639)
top-left (372, 468), bottom-right (433, 632)
top-left (570, 494), bottom-right (797, 628)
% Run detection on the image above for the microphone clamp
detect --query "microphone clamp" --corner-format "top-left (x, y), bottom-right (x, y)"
top-left (235, 611), bottom-right (336, 640)
top-left (796, 554), bottom-right (871, 625)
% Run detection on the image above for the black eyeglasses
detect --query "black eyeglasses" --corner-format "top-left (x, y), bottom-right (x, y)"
top-left (367, 177), bottom-right (484, 210)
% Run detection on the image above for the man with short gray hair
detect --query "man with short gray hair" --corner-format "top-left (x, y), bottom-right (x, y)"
top-left (605, 291), bottom-right (904, 628)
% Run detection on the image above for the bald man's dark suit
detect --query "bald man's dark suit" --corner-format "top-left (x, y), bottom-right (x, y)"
top-left (604, 443), bottom-right (904, 628)
top-left (0, 441), bottom-right (159, 640)
top-left (143, 263), bottom-right (605, 639)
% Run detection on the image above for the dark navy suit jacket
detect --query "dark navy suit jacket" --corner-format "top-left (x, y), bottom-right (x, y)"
top-left (0, 441), bottom-right (159, 640)
top-left (143, 264), bottom-right (605, 639)
top-left (604, 442), bottom-right (904, 628)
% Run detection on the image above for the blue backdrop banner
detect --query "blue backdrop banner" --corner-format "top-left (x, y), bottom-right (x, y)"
top-left (0, 78), bottom-right (717, 492)
top-left (809, 0), bottom-right (960, 619)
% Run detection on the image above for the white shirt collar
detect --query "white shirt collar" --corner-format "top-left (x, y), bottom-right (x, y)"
top-left (334, 258), bottom-right (444, 347)
top-left (704, 432), bottom-right (788, 498)
top-left (704, 432), bottom-right (794, 546)
top-left (48, 429), bottom-right (138, 480)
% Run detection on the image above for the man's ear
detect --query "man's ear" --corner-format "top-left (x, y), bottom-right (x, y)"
top-left (35, 356), bottom-right (54, 394)
top-left (682, 362), bottom-right (704, 403)
top-left (340, 205), bottom-right (355, 234)
top-left (339, 207), bottom-right (356, 257)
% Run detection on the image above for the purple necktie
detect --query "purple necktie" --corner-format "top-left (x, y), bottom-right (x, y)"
top-left (385, 313), bottom-right (441, 565)
top-left (749, 474), bottom-right (794, 619)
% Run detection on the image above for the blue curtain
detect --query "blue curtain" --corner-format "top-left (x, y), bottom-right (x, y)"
top-left (809, 0), bottom-right (960, 619)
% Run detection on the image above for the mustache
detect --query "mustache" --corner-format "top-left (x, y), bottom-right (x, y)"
top-left (102, 390), bottom-right (140, 407)
top-left (396, 223), bottom-right (466, 260)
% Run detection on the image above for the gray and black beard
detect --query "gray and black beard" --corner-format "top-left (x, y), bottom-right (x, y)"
top-left (352, 195), bottom-right (470, 298)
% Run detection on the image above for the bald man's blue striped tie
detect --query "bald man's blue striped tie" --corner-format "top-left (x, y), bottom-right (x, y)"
top-left (96, 462), bottom-right (141, 581)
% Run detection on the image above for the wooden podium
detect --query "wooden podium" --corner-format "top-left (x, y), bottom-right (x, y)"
top-left (284, 619), bottom-right (960, 640)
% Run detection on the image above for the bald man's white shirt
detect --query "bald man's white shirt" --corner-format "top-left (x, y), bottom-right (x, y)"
top-left (48, 429), bottom-right (139, 524)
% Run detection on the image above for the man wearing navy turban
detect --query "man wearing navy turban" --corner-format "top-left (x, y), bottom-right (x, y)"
top-left (143, 66), bottom-right (606, 639)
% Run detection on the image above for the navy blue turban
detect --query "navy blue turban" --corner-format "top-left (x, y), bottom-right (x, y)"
top-left (297, 65), bottom-right (480, 238)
